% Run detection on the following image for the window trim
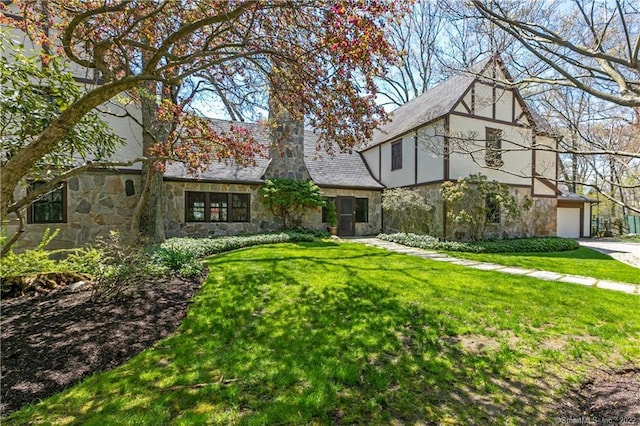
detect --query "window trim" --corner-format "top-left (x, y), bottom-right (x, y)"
top-left (185, 191), bottom-right (250, 223)
top-left (391, 140), bottom-right (403, 170)
top-left (27, 181), bottom-right (67, 224)
top-left (485, 127), bottom-right (503, 168)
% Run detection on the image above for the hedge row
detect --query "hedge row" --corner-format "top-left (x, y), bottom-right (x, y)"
top-left (158, 231), bottom-right (316, 259)
top-left (377, 233), bottom-right (579, 253)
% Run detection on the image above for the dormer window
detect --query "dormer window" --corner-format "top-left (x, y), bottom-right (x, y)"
top-left (391, 140), bottom-right (403, 170)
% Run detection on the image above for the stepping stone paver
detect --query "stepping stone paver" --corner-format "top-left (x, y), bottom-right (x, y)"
top-left (347, 237), bottom-right (639, 296)
top-left (596, 280), bottom-right (637, 294)
top-left (449, 259), bottom-right (481, 266)
top-left (468, 263), bottom-right (503, 270)
top-left (497, 267), bottom-right (534, 275)
top-left (527, 271), bottom-right (565, 281)
top-left (559, 275), bottom-right (597, 286)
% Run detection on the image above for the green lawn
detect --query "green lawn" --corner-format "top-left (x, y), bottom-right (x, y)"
top-left (449, 247), bottom-right (640, 284)
top-left (7, 242), bottom-right (640, 425)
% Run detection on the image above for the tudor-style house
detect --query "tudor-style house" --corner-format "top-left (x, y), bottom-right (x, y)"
top-left (361, 56), bottom-right (593, 240)
top-left (6, 51), bottom-right (593, 249)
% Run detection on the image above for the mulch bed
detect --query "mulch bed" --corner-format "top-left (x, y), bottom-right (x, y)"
top-left (559, 366), bottom-right (640, 422)
top-left (1, 273), bottom-right (203, 416)
top-left (1, 272), bottom-right (638, 422)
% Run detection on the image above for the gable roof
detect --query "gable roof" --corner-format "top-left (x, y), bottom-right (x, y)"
top-left (364, 57), bottom-right (493, 149)
top-left (164, 119), bottom-right (383, 189)
top-left (363, 55), bottom-right (558, 150)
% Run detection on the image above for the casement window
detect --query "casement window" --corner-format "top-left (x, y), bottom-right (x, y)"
top-left (391, 140), bottom-right (403, 170)
top-left (28, 181), bottom-right (67, 224)
top-left (185, 192), bottom-right (250, 223)
top-left (322, 197), bottom-right (336, 222)
top-left (486, 198), bottom-right (501, 224)
top-left (230, 193), bottom-right (250, 222)
top-left (485, 128), bottom-right (503, 167)
top-left (355, 198), bottom-right (368, 223)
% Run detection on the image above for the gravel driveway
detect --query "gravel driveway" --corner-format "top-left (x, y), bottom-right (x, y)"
top-left (578, 239), bottom-right (640, 269)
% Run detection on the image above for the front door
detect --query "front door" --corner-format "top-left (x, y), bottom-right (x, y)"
top-left (337, 197), bottom-right (355, 236)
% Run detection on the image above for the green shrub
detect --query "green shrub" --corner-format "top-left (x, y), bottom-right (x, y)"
top-left (62, 247), bottom-right (104, 276)
top-left (377, 233), bottom-right (579, 253)
top-left (325, 200), bottom-right (338, 227)
top-left (160, 231), bottom-right (316, 260)
top-left (0, 229), bottom-right (61, 277)
top-left (260, 178), bottom-right (325, 229)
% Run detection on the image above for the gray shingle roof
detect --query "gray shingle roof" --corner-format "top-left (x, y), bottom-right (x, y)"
top-left (303, 130), bottom-right (383, 189)
top-left (164, 120), bottom-right (270, 183)
top-left (164, 119), bottom-right (383, 189)
top-left (558, 190), bottom-right (598, 203)
top-left (365, 57), bottom-right (492, 149)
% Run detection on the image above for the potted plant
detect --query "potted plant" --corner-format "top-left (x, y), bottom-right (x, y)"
top-left (326, 200), bottom-right (338, 235)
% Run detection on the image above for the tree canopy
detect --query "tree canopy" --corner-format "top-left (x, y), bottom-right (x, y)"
top-left (0, 0), bottom-right (407, 225)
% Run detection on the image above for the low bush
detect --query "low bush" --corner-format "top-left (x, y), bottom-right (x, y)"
top-left (377, 233), bottom-right (579, 253)
top-left (159, 230), bottom-right (316, 260)
top-left (89, 231), bottom-right (169, 300)
top-left (0, 229), bottom-right (102, 279)
top-left (2, 230), bottom-right (320, 296)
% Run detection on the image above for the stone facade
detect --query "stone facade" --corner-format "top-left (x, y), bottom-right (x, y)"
top-left (164, 181), bottom-right (279, 237)
top-left (265, 107), bottom-right (310, 181)
top-left (164, 181), bottom-right (382, 237)
top-left (12, 172), bottom-right (142, 250)
top-left (382, 183), bottom-right (445, 237)
top-left (318, 187), bottom-right (383, 236)
top-left (382, 183), bottom-right (557, 240)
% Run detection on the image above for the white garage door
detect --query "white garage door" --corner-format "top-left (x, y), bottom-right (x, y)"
top-left (557, 207), bottom-right (581, 238)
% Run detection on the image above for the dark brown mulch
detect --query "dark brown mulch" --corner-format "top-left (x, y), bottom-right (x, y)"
top-left (0, 273), bottom-right (203, 416)
top-left (558, 366), bottom-right (640, 423)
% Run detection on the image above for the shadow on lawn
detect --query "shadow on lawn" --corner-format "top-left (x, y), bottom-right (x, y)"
top-left (7, 245), bottom-right (568, 424)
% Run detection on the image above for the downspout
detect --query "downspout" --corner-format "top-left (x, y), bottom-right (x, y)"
top-left (414, 131), bottom-right (418, 185)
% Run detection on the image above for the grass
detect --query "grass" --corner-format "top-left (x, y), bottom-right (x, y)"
top-left (6, 242), bottom-right (640, 425)
top-left (448, 247), bottom-right (640, 284)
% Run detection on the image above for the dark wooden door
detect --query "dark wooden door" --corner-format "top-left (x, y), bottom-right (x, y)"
top-left (337, 197), bottom-right (355, 236)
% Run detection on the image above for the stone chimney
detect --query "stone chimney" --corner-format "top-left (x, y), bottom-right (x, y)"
top-left (264, 98), bottom-right (311, 180)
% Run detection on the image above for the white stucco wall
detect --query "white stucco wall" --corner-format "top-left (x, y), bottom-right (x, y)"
top-left (534, 135), bottom-right (557, 181)
top-left (416, 121), bottom-right (445, 183)
top-left (379, 136), bottom-right (415, 188)
top-left (97, 100), bottom-right (144, 167)
top-left (448, 115), bottom-right (531, 185)
top-left (533, 178), bottom-right (557, 196)
top-left (361, 147), bottom-right (381, 181)
top-left (474, 83), bottom-right (493, 118)
top-left (494, 88), bottom-right (513, 122)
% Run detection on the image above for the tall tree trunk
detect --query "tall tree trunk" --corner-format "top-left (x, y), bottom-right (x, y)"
top-left (138, 162), bottom-right (165, 244)
top-left (131, 81), bottom-right (166, 244)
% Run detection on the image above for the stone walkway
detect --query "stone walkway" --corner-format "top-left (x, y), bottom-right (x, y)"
top-left (349, 238), bottom-right (639, 296)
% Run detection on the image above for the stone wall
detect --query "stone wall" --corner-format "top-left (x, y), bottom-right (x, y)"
top-left (11, 172), bottom-right (142, 250)
top-left (164, 181), bottom-right (382, 237)
top-left (264, 105), bottom-right (310, 181)
top-left (382, 183), bottom-right (445, 237)
top-left (382, 184), bottom-right (557, 240)
top-left (164, 181), bottom-right (279, 237)
top-left (319, 188), bottom-right (382, 236)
